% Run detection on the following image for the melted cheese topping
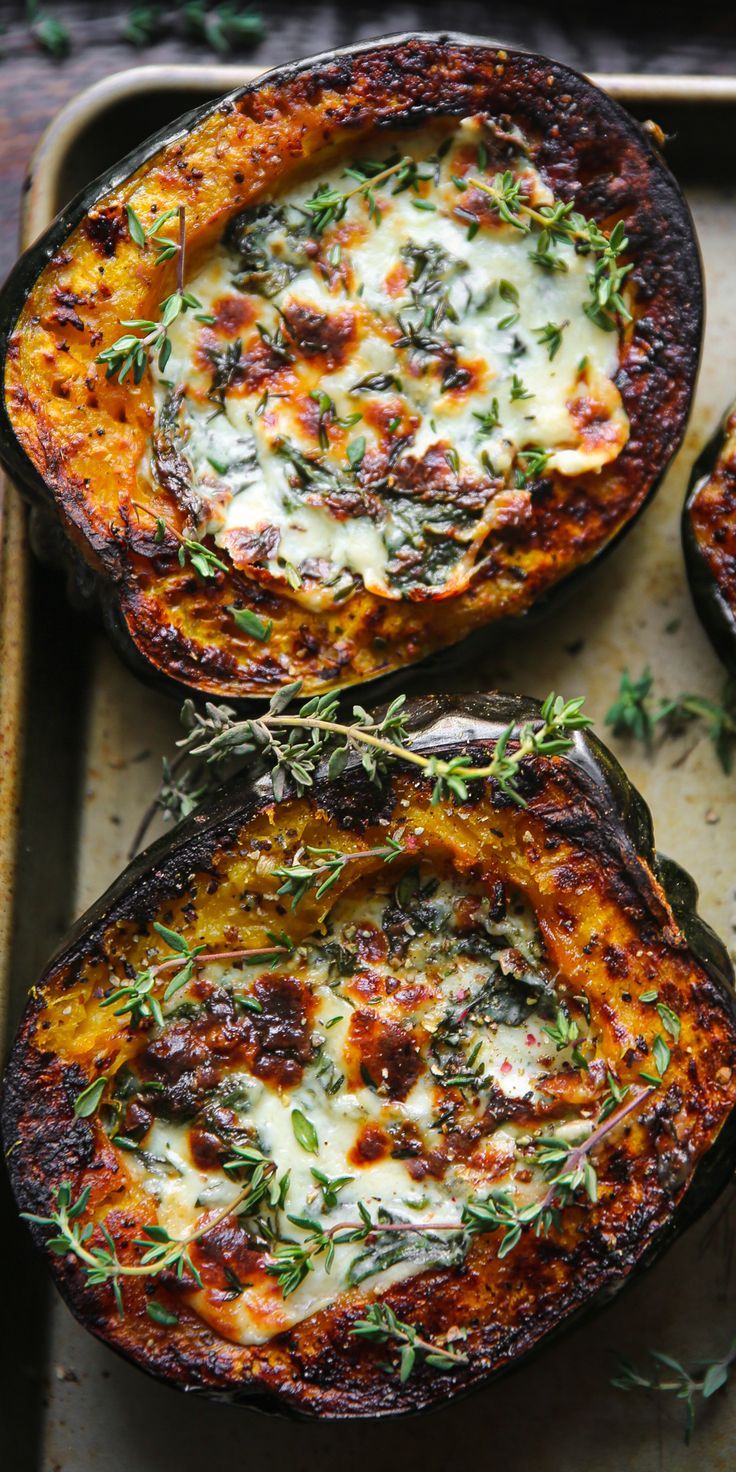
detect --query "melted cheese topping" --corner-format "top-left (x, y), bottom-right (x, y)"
top-left (118, 865), bottom-right (591, 1346)
top-left (143, 116), bottom-right (629, 611)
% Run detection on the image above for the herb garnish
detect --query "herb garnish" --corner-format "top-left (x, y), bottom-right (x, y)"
top-left (73, 1075), bottom-right (108, 1118)
top-left (99, 922), bottom-right (293, 1028)
top-left (122, 6), bottom-right (264, 54)
top-left (131, 503), bottom-right (229, 582)
top-left (125, 202), bottom-right (185, 265)
top-left (274, 838), bottom-right (404, 909)
top-left (97, 205), bottom-right (201, 382)
top-left (510, 374), bottom-right (533, 401)
top-left (22, 1168), bottom-right (267, 1318)
top-left (300, 155), bottom-right (419, 236)
top-left (310, 1168), bottom-right (354, 1210)
top-left (206, 338), bottom-right (242, 410)
top-left (473, 400), bottom-right (500, 436)
top-left (612, 1341), bottom-right (736, 1443)
top-left (534, 320), bottom-right (567, 360)
top-left (228, 605), bottom-right (273, 642)
top-left (515, 446), bottom-right (551, 483)
top-left (466, 172), bottom-right (632, 331)
top-left (606, 668), bottom-right (736, 772)
top-left (149, 513), bottom-right (229, 580)
top-left (461, 1087), bottom-right (650, 1255)
top-left (291, 1109), bottom-right (319, 1155)
top-left (350, 1302), bottom-right (468, 1379)
top-left (261, 1085), bottom-right (649, 1298)
top-left (175, 683), bottom-right (592, 808)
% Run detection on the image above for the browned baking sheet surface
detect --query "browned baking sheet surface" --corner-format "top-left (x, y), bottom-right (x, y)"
top-left (1, 63), bottom-right (735, 1471)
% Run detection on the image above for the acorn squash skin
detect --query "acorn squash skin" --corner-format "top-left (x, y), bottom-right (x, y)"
top-left (0, 33), bottom-right (703, 702)
top-left (683, 406), bottom-right (736, 675)
top-left (3, 692), bottom-right (736, 1420)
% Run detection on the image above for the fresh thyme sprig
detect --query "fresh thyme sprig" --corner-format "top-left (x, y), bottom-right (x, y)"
top-left (465, 171), bottom-right (632, 331)
top-left (543, 1004), bottom-right (589, 1070)
top-left (97, 288), bottom-right (200, 381)
top-left (612, 1340), bottom-right (736, 1443)
top-left (461, 1089), bottom-right (650, 1255)
top-left (605, 668), bottom-right (656, 747)
top-left (274, 838), bottom-right (404, 909)
top-left (310, 1168), bottom-right (354, 1210)
top-left (300, 155), bottom-right (420, 236)
top-left (127, 753), bottom-right (214, 858)
top-left (265, 1204), bottom-right (374, 1296)
top-left (28, 1), bottom-right (70, 57)
top-left (606, 668), bottom-right (736, 772)
top-left (515, 446), bottom-right (551, 484)
top-left (534, 320), bottom-right (567, 359)
top-left (267, 1086), bottom-right (650, 1295)
top-left (21, 1174), bottom-right (261, 1317)
top-left (99, 922), bottom-right (293, 1028)
top-left (158, 520), bottom-right (229, 580)
top-left (132, 502), bottom-right (228, 581)
top-left (126, 202), bottom-right (185, 265)
top-left (182, 2), bottom-right (264, 53)
top-left (97, 205), bottom-right (201, 382)
top-left (350, 1302), bottom-right (468, 1380)
top-left (176, 684), bottom-right (592, 808)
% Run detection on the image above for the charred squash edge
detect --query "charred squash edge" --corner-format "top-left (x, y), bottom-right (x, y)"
top-left (683, 405), bottom-right (736, 676)
top-left (2, 690), bottom-right (735, 1419)
top-left (0, 32), bottom-right (703, 703)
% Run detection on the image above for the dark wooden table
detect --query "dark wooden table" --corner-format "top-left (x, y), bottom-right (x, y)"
top-left (1, 5), bottom-right (735, 1467)
top-left (1, 0), bottom-right (736, 281)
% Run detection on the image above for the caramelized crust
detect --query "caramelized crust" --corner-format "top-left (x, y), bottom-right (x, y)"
top-left (0, 35), bottom-right (701, 698)
top-left (3, 695), bottom-right (735, 1417)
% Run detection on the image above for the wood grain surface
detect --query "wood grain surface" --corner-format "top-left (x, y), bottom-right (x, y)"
top-left (0, 1), bottom-right (736, 281)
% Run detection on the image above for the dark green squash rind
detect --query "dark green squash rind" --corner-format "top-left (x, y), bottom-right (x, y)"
top-left (2, 690), bottom-right (735, 1419)
top-left (683, 405), bottom-right (736, 676)
top-left (0, 32), bottom-right (703, 703)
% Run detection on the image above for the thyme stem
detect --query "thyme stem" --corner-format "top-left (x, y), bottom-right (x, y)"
top-left (126, 748), bottom-right (190, 858)
top-left (61, 1183), bottom-right (253, 1280)
top-left (201, 695), bottom-right (588, 802)
top-left (176, 205), bottom-right (186, 294)
top-left (343, 158), bottom-right (407, 199)
top-left (151, 945), bottom-right (290, 977)
top-left (265, 1085), bottom-right (652, 1293)
top-left (534, 1084), bottom-right (652, 1217)
top-left (468, 177), bottom-right (593, 240)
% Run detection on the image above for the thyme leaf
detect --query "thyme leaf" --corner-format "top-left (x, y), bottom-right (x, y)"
top-left (274, 838), bottom-right (404, 909)
top-left (467, 172), bottom-right (632, 331)
top-left (291, 1109), bottom-right (319, 1155)
top-left (606, 669), bottom-right (736, 771)
top-left (21, 1167), bottom-right (267, 1318)
top-left (612, 1341), bottom-right (736, 1443)
top-left (175, 686), bottom-right (592, 810)
top-left (73, 1075), bottom-right (108, 1118)
top-left (228, 605), bottom-right (273, 642)
top-left (350, 1302), bottom-right (468, 1380)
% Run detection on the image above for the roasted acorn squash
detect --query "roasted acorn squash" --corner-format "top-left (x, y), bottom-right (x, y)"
top-left (0, 33), bottom-right (702, 699)
top-left (3, 691), bottom-right (736, 1419)
top-left (683, 404), bottom-right (736, 674)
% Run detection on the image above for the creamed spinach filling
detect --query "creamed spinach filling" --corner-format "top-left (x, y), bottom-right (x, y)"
top-left (105, 863), bottom-right (595, 1346)
top-left (144, 115), bottom-right (629, 610)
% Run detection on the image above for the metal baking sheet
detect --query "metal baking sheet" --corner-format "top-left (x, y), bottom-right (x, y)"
top-left (2, 63), bottom-right (736, 1471)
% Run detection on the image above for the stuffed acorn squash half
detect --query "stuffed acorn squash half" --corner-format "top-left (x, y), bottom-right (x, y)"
top-left (0, 34), bottom-right (702, 698)
top-left (684, 404), bottom-right (736, 674)
top-left (3, 691), bottom-right (736, 1418)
